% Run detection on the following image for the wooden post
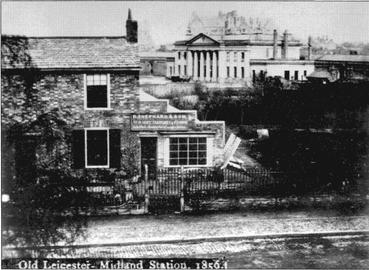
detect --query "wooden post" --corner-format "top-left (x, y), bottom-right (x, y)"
top-left (180, 166), bottom-right (185, 212)
top-left (144, 164), bottom-right (150, 214)
top-left (144, 193), bottom-right (150, 214)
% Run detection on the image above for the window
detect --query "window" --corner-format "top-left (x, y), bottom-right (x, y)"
top-left (170, 67), bottom-right (173, 76)
top-left (227, 67), bottom-right (230, 78)
top-left (284, 70), bottom-right (290, 80)
top-left (304, 70), bottom-right (307, 77)
top-left (234, 67), bottom-right (237, 78)
top-left (178, 52), bottom-right (181, 60)
top-left (85, 74), bottom-right (110, 109)
top-left (184, 65), bottom-right (187, 76)
top-left (184, 52), bottom-right (187, 60)
top-left (226, 52), bottom-right (230, 62)
top-left (234, 52), bottom-right (237, 62)
top-left (294, 71), bottom-right (299, 81)
top-left (72, 129), bottom-right (121, 169)
top-left (241, 67), bottom-right (245, 78)
top-left (241, 52), bottom-right (245, 62)
top-left (86, 129), bottom-right (108, 167)
top-left (252, 70), bottom-right (256, 82)
top-left (169, 137), bottom-right (207, 166)
top-left (178, 65), bottom-right (181, 75)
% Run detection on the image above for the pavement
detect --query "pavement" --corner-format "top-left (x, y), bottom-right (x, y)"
top-left (26, 209), bottom-right (368, 247)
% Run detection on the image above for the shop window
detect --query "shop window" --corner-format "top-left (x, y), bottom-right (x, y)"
top-left (85, 74), bottom-right (110, 109)
top-left (72, 129), bottom-right (121, 169)
top-left (169, 137), bottom-right (207, 166)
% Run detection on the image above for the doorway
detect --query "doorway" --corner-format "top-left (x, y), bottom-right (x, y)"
top-left (140, 137), bottom-right (157, 179)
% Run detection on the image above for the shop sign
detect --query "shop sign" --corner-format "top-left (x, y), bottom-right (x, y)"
top-left (131, 113), bottom-right (190, 131)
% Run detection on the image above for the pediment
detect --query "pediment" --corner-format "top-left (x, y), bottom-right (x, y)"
top-left (186, 33), bottom-right (219, 46)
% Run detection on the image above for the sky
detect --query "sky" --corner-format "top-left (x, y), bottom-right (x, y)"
top-left (2, 1), bottom-right (369, 45)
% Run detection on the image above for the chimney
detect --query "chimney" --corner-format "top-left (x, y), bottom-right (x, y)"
top-left (307, 36), bottom-right (312, 60)
top-left (272, 29), bottom-right (278, 59)
top-left (126, 9), bottom-right (138, 43)
top-left (282, 30), bottom-right (288, 59)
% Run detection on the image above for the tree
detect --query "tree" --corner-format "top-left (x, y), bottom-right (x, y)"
top-left (2, 37), bottom-right (89, 253)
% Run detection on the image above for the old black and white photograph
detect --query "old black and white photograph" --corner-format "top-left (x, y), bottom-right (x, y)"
top-left (1, 1), bottom-right (369, 269)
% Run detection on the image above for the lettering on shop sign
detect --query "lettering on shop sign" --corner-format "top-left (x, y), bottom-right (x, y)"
top-left (131, 113), bottom-right (190, 131)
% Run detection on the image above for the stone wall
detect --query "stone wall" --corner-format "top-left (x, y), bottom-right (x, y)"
top-left (1, 70), bottom-right (142, 181)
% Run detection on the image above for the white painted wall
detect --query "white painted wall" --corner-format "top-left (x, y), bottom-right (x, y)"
top-left (251, 62), bottom-right (315, 80)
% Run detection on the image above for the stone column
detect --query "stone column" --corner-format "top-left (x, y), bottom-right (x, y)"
top-left (187, 51), bottom-right (193, 78)
top-left (212, 51), bottom-right (217, 82)
top-left (193, 51), bottom-right (198, 80)
top-left (206, 51), bottom-right (211, 81)
top-left (218, 49), bottom-right (227, 82)
top-left (199, 51), bottom-right (204, 81)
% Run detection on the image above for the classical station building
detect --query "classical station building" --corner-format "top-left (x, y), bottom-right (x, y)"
top-left (173, 11), bottom-right (315, 84)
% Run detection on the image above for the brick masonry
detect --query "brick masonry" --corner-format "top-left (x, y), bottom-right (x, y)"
top-left (2, 68), bottom-right (225, 183)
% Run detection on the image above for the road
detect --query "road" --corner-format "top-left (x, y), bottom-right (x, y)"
top-left (3, 209), bottom-right (369, 268)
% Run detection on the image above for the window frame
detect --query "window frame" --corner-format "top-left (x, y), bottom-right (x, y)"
top-left (84, 128), bottom-right (110, 168)
top-left (167, 136), bottom-right (209, 167)
top-left (84, 74), bottom-right (111, 110)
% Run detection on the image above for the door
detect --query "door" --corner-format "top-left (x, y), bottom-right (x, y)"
top-left (141, 137), bottom-right (157, 179)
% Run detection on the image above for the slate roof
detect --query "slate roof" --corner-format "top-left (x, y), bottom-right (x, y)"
top-left (1, 35), bottom-right (140, 70)
top-left (139, 51), bottom-right (175, 59)
top-left (306, 70), bottom-right (335, 81)
top-left (316, 55), bottom-right (369, 63)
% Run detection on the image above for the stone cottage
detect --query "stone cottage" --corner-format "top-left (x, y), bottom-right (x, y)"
top-left (1, 10), bottom-right (225, 192)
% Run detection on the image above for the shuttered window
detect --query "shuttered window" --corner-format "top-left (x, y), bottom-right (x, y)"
top-left (72, 129), bottom-right (121, 169)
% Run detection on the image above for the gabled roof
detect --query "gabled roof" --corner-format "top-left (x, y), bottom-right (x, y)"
top-left (1, 35), bottom-right (140, 70)
top-left (175, 33), bottom-right (220, 46)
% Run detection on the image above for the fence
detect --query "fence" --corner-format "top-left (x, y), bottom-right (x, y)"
top-left (130, 167), bottom-right (361, 200)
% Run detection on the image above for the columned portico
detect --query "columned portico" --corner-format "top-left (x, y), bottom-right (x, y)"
top-left (206, 51), bottom-right (211, 81)
top-left (212, 51), bottom-right (217, 81)
top-left (199, 51), bottom-right (204, 80)
top-left (193, 51), bottom-right (198, 80)
top-left (187, 51), bottom-right (193, 77)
